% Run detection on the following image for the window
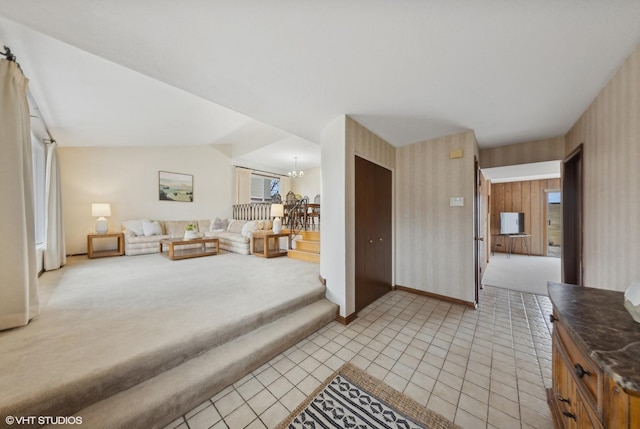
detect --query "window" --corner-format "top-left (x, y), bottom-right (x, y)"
top-left (548, 191), bottom-right (561, 204)
top-left (31, 133), bottom-right (46, 245)
top-left (250, 174), bottom-right (279, 202)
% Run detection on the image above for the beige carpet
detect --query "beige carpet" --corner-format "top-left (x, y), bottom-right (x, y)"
top-left (482, 253), bottom-right (561, 296)
top-left (0, 251), bottom-right (326, 423)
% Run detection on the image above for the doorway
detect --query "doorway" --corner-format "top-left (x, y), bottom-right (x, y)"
top-left (546, 191), bottom-right (561, 257)
top-left (562, 145), bottom-right (583, 285)
top-left (480, 161), bottom-right (563, 296)
top-left (474, 157), bottom-right (484, 306)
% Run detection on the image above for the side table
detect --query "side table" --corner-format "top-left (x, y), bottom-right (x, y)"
top-left (88, 232), bottom-right (125, 259)
top-left (252, 230), bottom-right (289, 258)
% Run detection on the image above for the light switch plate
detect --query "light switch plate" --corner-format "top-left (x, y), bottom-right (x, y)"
top-left (449, 197), bottom-right (464, 207)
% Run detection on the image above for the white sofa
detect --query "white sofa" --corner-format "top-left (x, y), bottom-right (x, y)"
top-left (122, 218), bottom-right (276, 256)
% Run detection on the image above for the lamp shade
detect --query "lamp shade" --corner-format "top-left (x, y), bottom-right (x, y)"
top-left (91, 203), bottom-right (111, 217)
top-left (270, 203), bottom-right (284, 218)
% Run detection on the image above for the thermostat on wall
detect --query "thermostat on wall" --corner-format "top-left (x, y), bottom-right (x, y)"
top-left (449, 149), bottom-right (464, 159)
top-left (449, 197), bottom-right (464, 207)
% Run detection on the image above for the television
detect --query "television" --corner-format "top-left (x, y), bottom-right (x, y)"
top-left (500, 212), bottom-right (524, 235)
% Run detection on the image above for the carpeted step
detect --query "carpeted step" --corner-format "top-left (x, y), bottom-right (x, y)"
top-left (3, 283), bottom-right (328, 429)
top-left (45, 299), bottom-right (338, 429)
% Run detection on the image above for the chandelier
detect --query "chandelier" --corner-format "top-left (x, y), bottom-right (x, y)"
top-left (288, 156), bottom-right (304, 178)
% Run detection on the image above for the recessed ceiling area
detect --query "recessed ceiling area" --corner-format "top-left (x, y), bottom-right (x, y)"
top-left (1, 1), bottom-right (640, 172)
top-left (482, 161), bottom-right (561, 184)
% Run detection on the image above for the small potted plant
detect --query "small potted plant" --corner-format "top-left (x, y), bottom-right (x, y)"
top-left (184, 224), bottom-right (198, 240)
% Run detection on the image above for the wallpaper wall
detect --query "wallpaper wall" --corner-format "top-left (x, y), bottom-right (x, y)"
top-left (565, 44), bottom-right (640, 291)
top-left (480, 136), bottom-right (565, 168)
top-left (395, 131), bottom-right (477, 305)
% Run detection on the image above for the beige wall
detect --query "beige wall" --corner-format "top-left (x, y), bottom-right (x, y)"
top-left (565, 43), bottom-right (640, 291)
top-left (320, 115), bottom-right (347, 315)
top-left (291, 167), bottom-right (321, 200)
top-left (396, 131), bottom-right (477, 304)
top-left (59, 145), bottom-right (234, 255)
top-left (480, 136), bottom-right (565, 168)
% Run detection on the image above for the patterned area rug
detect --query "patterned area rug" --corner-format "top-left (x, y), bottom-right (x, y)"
top-left (276, 363), bottom-right (461, 429)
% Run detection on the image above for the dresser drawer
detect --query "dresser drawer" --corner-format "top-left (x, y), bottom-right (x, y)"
top-left (547, 284), bottom-right (640, 429)
top-left (554, 317), bottom-right (603, 415)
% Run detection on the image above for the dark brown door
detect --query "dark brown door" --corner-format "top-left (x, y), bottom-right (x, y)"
top-left (355, 156), bottom-right (392, 312)
top-left (562, 144), bottom-right (583, 285)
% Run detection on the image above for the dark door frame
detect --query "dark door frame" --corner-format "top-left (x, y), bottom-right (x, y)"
top-left (474, 157), bottom-right (482, 306)
top-left (561, 144), bottom-right (583, 285)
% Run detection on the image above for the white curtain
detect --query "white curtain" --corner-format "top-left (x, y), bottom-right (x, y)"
top-left (44, 142), bottom-right (66, 270)
top-left (235, 167), bottom-right (251, 204)
top-left (0, 59), bottom-right (40, 331)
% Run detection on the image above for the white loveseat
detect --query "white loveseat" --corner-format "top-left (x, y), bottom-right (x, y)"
top-left (122, 218), bottom-right (276, 256)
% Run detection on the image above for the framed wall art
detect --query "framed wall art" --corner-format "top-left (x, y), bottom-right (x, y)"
top-left (159, 171), bottom-right (193, 202)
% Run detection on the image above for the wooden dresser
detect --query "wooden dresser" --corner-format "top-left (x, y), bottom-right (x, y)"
top-left (547, 283), bottom-right (640, 429)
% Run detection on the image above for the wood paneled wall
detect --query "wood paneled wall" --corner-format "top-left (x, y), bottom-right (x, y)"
top-left (490, 178), bottom-right (560, 256)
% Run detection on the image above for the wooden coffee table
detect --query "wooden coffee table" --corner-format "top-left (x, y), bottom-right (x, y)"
top-left (159, 237), bottom-right (219, 260)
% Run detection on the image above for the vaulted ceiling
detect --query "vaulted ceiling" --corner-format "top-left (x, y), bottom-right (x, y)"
top-left (2, 1), bottom-right (640, 172)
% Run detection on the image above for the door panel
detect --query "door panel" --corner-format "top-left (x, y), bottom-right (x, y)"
top-left (355, 159), bottom-right (370, 312)
top-left (355, 156), bottom-right (392, 312)
top-left (375, 163), bottom-right (392, 302)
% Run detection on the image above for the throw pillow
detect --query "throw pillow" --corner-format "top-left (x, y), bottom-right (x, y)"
top-left (142, 220), bottom-right (162, 236)
top-left (210, 217), bottom-right (228, 231)
top-left (122, 219), bottom-right (147, 236)
top-left (241, 221), bottom-right (257, 237)
top-left (198, 220), bottom-right (211, 233)
top-left (227, 219), bottom-right (247, 234)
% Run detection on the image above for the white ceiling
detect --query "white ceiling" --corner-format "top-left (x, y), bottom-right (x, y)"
top-left (2, 1), bottom-right (640, 172)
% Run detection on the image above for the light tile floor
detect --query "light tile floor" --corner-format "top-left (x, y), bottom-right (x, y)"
top-left (164, 286), bottom-right (554, 429)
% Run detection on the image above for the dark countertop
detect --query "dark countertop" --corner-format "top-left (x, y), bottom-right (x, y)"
top-left (548, 282), bottom-right (640, 395)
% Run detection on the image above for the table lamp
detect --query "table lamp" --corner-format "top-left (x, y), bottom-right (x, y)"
top-left (91, 203), bottom-right (111, 234)
top-left (271, 203), bottom-right (284, 233)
